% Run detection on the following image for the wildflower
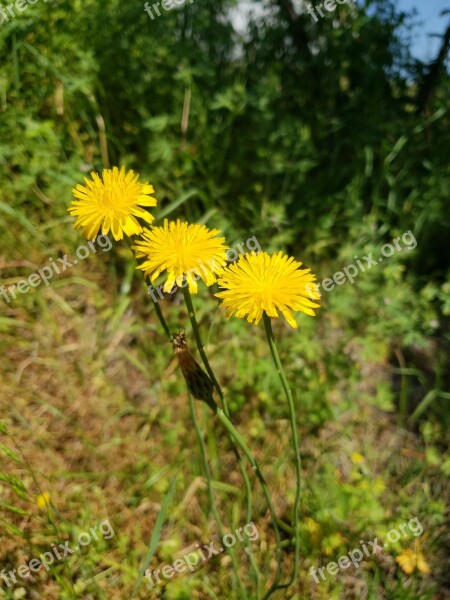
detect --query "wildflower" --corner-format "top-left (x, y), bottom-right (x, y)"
top-left (304, 517), bottom-right (322, 545)
top-left (68, 166), bottom-right (157, 241)
top-left (323, 532), bottom-right (344, 556)
top-left (133, 220), bottom-right (228, 293)
top-left (215, 251), bottom-right (320, 328)
top-left (396, 543), bottom-right (430, 575)
top-left (351, 452), bottom-right (364, 464)
top-left (36, 492), bottom-right (51, 510)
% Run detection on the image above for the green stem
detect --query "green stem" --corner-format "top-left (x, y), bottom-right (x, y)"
top-left (188, 392), bottom-right (243, 599)
top-left (123, 237), bottom-right (173, 342)
top-left (183, 287), bottom-right (282, 598)
top-left (214, 407), bottom-right (286, 598)
top-left (152, 297), bottom-right (172, 340)
top-left (144, 284), bottom-right (251, 596)
top-left (182, 287), bottom-right (262, 594)
top-left (182, 287), bottom-right (225, 409)
top-left (263, 312), bottom-right (301, 588)
top-left (147, 297), bottom-right (245, 596)
top-left (127, 245), bottom-right (246, 595)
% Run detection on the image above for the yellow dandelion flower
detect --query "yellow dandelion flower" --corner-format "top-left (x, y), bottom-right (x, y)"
top-left (68, 166), bottom-right (157, 241)
top-left (133, 220), bottom-right (228, 294)
top-left (36, 492), bottom-right (50, 510)
top-left (351, 452), bottom-right (364, 464)
top-left (215, 251), bottom-right (320, 328)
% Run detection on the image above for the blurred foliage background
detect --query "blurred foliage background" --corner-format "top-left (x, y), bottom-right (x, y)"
top-left (0, 0), bottom-right (449, 598)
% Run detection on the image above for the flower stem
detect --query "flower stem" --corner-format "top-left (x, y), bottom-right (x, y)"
top-left (152, 297), bottom-right (172, 340)
top-left (263, 312), bottom-right (301, 588)
top-left (147, 284), bottom-right (255, 592)
top-left (123, 237), bottom-right (172, 341)
top-left (182, 287), bottom-right (225, 409)
top-left (213, 407), bottom-right (286, 599)
top-left (147, 297), bottom-right (246, 596)
top-left (127, 244), bottom-right (247, 594)
top-left (182, 287), bottom-right (283, 597)
top-left (188, 392), bottom-right (243, 599)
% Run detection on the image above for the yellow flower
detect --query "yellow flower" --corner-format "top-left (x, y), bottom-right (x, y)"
top-left (133, 220), bottom-right (228, 293)
top-left (351, 452), bottom-right (364, 464)
top-left (215, 251), bottom-right (320, 328)
top-left (304, 517), bottom-right (322, 545)
top-left (68, 166), bottom-right (157, 241)
top-left (36, 492), bottom-right (50, 510)
top-left (396, 544), bottom-right (430, 575)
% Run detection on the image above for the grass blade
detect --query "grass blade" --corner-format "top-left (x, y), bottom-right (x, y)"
top-left (131, 474), bottom-right (177, 598)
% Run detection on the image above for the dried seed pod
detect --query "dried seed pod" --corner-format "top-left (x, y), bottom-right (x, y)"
top-left (172, 331), bottom-right (217, 411)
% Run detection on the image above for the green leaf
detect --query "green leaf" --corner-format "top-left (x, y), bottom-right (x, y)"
top-left (0, 443), bottom-right (21, 462)
top-left (0, 202), bottom-right (39, 236)
top-left (154, 190), bottom-right (200, 221)
top-left (409, 390), bottom-right (438, 424)
top-left (0, 502), bottom-right (29, 516)
top-left (131, 475), bottom-right (178, 598)
top-left (0, 517), bottom-right (26, 538)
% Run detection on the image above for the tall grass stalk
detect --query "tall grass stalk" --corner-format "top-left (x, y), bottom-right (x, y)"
top-left (263, 312), bottom-right (301, 589)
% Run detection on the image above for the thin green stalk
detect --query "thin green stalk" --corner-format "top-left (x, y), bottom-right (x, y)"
top-left (123, 237), bottom-right (171, 338)
top-left (182, 287), bottom-right (282, 598)
top-left (213, 406), bottom-right (289, 598)
top-left (147, 290), bottom-right (283, 596)
top-left (149, 300), bottom-right (245, 597)
top-left (152, 297), bottom-right (172, 340)
top-left (188, 392), bottom-right (243, 599)
top-left (143, 289), bottom-right (247, 597)
top-left (263, 312), bottom-right (301, 589)
top-left (125, 243), bottom-right (263, 595)
top-left (182, 287), bottom-right (262, 595)
top-left (181, 287), bottom-right (225, 409)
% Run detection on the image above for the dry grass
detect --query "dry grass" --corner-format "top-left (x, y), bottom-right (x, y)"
top-left (1, 225), bottom-right (448, 599)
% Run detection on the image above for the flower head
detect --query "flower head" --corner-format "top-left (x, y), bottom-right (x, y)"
top-left (68, 166), bottom-right (157, 241)
top-left (351, 452), bottom-right (364, 464)
top-left (133, 220), bottom-right (228, 293)
top-left (36, 492), bottom-right (51, 510)
top-left (215, 251), bottom-right (320, 328)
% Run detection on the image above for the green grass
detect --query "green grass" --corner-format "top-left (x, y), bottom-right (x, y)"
top-left (0, 222), bottom-right (448, 599)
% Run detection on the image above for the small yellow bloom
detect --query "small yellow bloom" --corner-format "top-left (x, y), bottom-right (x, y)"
top-left (304, 517), bottom-right (320, 534)
top-left (351, 452), bottom-right (364, 464)
top-left (396, 544), bottom-right (430, 575)
top-left (323, 532), bottom-right (344, 556)
top-left (133, 220), bottom-right (228, 293)
top-left (304, 517), bottom-right (322, 545)
top-left (36, 492), bottom-right (50, 510)
top-left (215, 251), bottom-right (320, 328)
top-left (68, 166), bottom-right (157, 241)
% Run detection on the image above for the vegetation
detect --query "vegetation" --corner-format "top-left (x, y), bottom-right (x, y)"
top-left (0, 0), bottom-right (449, 598)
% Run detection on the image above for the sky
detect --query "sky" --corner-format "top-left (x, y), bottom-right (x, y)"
top-left (231, 0), bottom-right (450, 62)
top-left (397, 0), bottom-right (449, 61)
